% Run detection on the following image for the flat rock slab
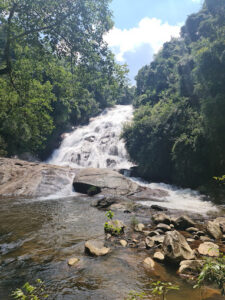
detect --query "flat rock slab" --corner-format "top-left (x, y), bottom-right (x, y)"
top-left (0, 158), bottom-right (76, 198)
top-left (73, 168), bottom-right (140, 196)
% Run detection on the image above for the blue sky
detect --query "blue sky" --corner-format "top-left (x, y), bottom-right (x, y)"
top-left (105, 0), bottom-right (203, 83)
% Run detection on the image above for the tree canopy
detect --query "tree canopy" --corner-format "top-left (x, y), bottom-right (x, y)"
top-left (122, 0), bottom-right (225, 188)
top-left (0, 0), bottom-right (130, 158)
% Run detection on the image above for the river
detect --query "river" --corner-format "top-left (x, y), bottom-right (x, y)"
top-left (0, 105), bottom-right (223, 300)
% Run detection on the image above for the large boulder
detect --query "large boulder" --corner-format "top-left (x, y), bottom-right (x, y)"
top-left (207, 221), bottom-right (222, 239)
top-left (173, 216), bottom-right (195, 230)
top-left (214, 217), bottom-right (225, 234)
top-left (73, 168), bottom-right (140, 196)
top-left (162, 230), bottom-right (195, 263)
top-left (0, 158), bottom-right (76, 198)
top-left (85, 240), bottom-right (110, 256)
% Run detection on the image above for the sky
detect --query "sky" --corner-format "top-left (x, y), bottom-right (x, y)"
top-left (105, 0), bottom-right (203, 84)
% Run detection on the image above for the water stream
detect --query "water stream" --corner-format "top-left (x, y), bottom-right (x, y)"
top-left (0, 105), bottom-right (222, 300)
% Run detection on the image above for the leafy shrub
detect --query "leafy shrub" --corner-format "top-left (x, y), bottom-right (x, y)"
top-left (12, 279), bottom-right (48, 300)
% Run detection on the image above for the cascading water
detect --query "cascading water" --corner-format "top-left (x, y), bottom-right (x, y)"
top-left (48, 105), bottom-right (217, 214)
top-left (48, 105), bottom-right (134, 170)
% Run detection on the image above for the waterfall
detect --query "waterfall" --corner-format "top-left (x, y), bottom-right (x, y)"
top-left (48, 105), bottom-right (134, 170)
top-left (48, 105), bottom-right (217, 214)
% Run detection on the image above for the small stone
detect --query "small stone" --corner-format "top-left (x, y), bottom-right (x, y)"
top-left (198, 242), bottom-right (219, 257)
top-left (145, 237), bottom-right (155, 248)
top-left (68, 258), bottom-right (79, 266)
top-left (151, 205), bottom-right (167, 211)
top-left (155, 229), bottom-right (165, 235)
top-left (186, 227), bottom-right (199, 233)
top-left (133, 239), bottom-right (139, 243)
top-left (85, 240), bottom-right (110, 256)
top-left (151, 235), bottom-right (165, 245)
top-left (143, 257), bottom-right (155, 269)
top-left (138, 241), bottom-right (146, 249)
top-left (134, 223), bottom-right (145, 232)
top-left (194, 235), bottom-right (199, 240)
top-left (106, 234), bottom-right (111, 240)
top-left (173, 215), bottom-right (195, 230)
top-left (143, 231), bottom-right (151, 236)
top-left (156, 223), bottom-right (171, 232)
top-left (200, 236), bottom-right (211, 242)
top-left (196, 231), bottom-right (205, 237)
top-left (120, 240), bottom-right (127, 247)
top-left (153, 252), bottom-right (165, 261)
top-left (178, 260), bottom-right (204, 275)
top-left (187, 238), bottom-right (195, 243)
top-left (148, 231), bottom-right (160, 237)
top-left (153, 213), bottom-right (170, 225)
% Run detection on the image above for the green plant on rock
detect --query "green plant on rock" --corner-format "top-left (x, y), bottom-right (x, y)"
top-left (151, 281), bottom-right (179, 300)
top-left (106, 210), bottom-right (114, 220)
top-left (193, 253), bottom-right (225, 296)
top-left (104, 221), bottom-right (122, 236)
top-left (12, 279), bottom-right (48, 300)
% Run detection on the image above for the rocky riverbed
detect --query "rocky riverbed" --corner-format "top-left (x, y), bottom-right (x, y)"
top-left (0, 158), bottom-right (224, 299)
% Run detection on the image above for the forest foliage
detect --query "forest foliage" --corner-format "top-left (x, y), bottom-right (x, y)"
top-left (122, 0), bottom-right (225, 187)
top-left (0, 0), bottom-right (130, 158)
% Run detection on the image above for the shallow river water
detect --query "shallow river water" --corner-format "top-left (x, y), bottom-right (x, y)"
top-left (0, 195), bottom-right (223, 300)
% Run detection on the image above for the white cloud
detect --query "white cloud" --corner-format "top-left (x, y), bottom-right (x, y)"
top-left (104, 17), bottom-right (181, 62)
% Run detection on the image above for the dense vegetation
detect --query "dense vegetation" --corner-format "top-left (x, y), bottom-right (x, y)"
top-left (0, 0), bottom-right (130, 159)
top-left (122, 0), bottom-right (225, 188)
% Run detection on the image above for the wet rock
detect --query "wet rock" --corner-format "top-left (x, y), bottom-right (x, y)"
top-left (207, 220), bottom-right (222, 239)
top-left (187, 238), bottom-right (195, 243)
top-left (151, 235), bottom-right (165, 245)
top-left (104, 220), bottom-right (125, 236)
top-left (74, 182), bottom-right (101, 196)
top-left (91, 196), bottom-right (117, 209)
top-left (68, 258), bottom-right (79, 266)
top-left (198, 242), bottom-right (219, 257)
top-left (106, 159), bottom-right (116, 168)
top-left (162, 230), bottom-right (195, 263)
top-left (134, 223), bottom-right (145, 232)
top-left (138, 241), bottom-right (146, 249)
top-left (200, 236), bottom-right (211, 242)
top-left (143, 231), bottom-right (151, 236)
top-left (120, 240), bottom-right (127, 247)
top-left (130, 188), bottom-right (169, 201)
top-left (186, 227), bottom-right (199, 233)
top-left (0, 158), bottom-right (77, 198)
top-left (109, 145), bottom-right (119, 156)
top-left (153, 252), bottom-right (165, 262)
top-left (173, 216), bottom-right (195, 230)
top-left (84, 136), bottom-right (95, 142)
top-left (196, 231), bottom-right (205, 237)
top-left (214, 217), bottom-right (225, 234)
top-left (178, 260), bottom-right (203, 275)
top-left (73, 168), bottom-right (140, 196)
top-left (148, 231), bottom-right (160, 237)
top-left (152, 213), bottom-right (171, 225)
top-left (145, 237), bottom-right (155, 248)
top-left (156, 223), bottom-right (171, 232)
top-left (151, 205), bottom-right (167, 211)
top-left (85, 240), bottom-right (110, 256)
top-left (143, 257), bottom-right (155, 269)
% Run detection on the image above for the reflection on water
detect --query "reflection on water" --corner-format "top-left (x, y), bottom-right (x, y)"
top-left (0, 196), bottom-right (223, 300)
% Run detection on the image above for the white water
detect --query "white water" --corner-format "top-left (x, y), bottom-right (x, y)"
top-left (48, 105), bottom-right (134, 170)
top-left (48, 105), bottom-right (218, 214)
